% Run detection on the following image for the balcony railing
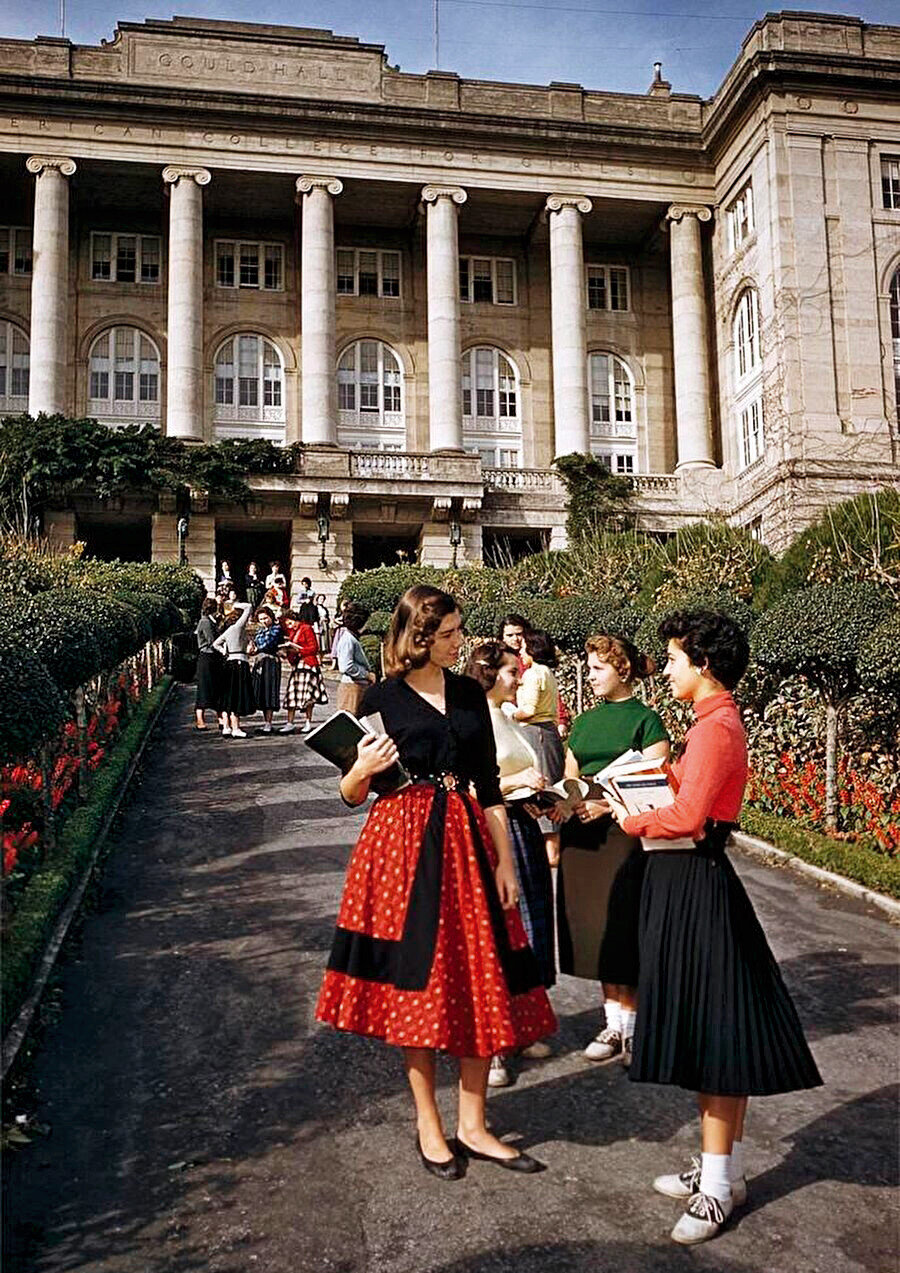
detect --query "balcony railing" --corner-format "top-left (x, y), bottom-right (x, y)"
top-left (483, 467), bottom-right (562, 492)
top-left (349, 450), bottom-right (433, 479)
top-left (629, 473), bottom-right (680, 493)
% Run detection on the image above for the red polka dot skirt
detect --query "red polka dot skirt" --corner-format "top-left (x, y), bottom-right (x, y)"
top-left (316, 784), bottom-right (557, 1058)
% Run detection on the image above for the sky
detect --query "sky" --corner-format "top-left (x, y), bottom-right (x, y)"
top-left (0, 0), bottom-right (897, 97)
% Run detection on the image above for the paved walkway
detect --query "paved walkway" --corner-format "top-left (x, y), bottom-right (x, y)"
top-left (3, 686), bottom-right (898, 1273)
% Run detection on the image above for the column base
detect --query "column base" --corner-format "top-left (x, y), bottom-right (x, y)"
top-left (675, 458), bottom-right (717, 471)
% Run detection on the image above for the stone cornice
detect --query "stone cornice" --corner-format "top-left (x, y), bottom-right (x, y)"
top-left (545, 193), bottom-right (592, 215)
top-left (161, 164), bottom-right (211, 186)
top-left (295, 174), bottom-right (343, 196)
top-left (421, 184), bottom-right (467, 205)
top-left (25, 154), bottom-right (76, 176)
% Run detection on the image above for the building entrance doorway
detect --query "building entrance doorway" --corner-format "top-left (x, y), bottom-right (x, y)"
top-left (352, 527), bottom-right (422, 572)
top-left (215, 520), bottom-right (292, 599)
top-left (483, 528), bottom-right (549, 567)
top-left (76, 514), bottom-right (152, 562)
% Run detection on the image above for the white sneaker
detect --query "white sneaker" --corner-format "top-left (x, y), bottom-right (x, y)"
top-left (487, 1056), bottom-right (511, 1088)
top-left (584, 1028), bottom-right (622, 1061)
top-left (622, 1036), bottom-right (633, 1068)
top-left (231, 728), bottom-right (248, 739)
top-left (278, 723), bottom-right (296, 734)
top-left (654, 1158), bottom-right (747, 1207)
top-left (301, 721), bottom-right (313, 734)
top-left (221, 727), bottom-right (232, 737)
top-left (520, 1040), bottom-right (552, 1059)
top-left (671, 1191), bottom-right (733, 1245)
top-left (261, 724), bottom-right (272, 734)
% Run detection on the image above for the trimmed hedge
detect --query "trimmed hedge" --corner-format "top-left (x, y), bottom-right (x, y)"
top-left (1, 677), bottom-right (173, 1026)
top-left (463, 593), bottom-right (642, 651)
top-left (0, 648), bottom-right (68, 763)
top-left (739, 807), bottom-right (900, 900)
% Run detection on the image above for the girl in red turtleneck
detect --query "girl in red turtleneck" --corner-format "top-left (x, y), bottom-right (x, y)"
top-left (607, 609), bottom-right (821, 1248)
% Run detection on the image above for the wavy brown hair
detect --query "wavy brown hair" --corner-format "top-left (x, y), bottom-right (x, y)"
top-left (584, 633), bottom-right (655, 684)
top-left (383, 585), bottom-right (459, 677)
top-left (464, 641), bottom-right (518, 692)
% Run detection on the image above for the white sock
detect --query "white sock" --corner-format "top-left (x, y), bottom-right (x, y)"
top-left (699, 1152), bottom-right (732, 1204)
top-left (603, 1000), bottom-right (621, 1034)
top-left (620, 1008), bottom-right (637, 1040)
top-left (729, 1139), bottom-right (745, 1183)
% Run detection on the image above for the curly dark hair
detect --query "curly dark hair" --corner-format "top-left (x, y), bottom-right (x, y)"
top-left (523, 628), bottom-right (558, 669)
top-left (342, 602), bottom-right (370, 636)
top-left (658, 610), bottom-right (750, 691)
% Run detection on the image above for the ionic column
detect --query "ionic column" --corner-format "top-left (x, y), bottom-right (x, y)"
top-left (545, 194), bottom-right (592, 457)
top-left (666, 204), bottom-right (715, 468)
top-left (296, 176), bottom-right (343, 446)
top-left (422, 185), bottom-right (467, 451)
top-left (162, 166), bottom-right (211, 441)
top-left (26, 156), bottom-right (76, 416)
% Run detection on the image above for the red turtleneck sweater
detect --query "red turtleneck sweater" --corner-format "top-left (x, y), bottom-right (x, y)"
top-left (622, 691), bottom-right (748, 843)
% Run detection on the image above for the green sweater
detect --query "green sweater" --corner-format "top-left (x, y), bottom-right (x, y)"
top-left (567, 697), bottom-right (669, 776)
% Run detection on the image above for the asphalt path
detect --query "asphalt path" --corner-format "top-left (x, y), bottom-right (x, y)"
top-left (3, 685), bottom-right (898, 1273)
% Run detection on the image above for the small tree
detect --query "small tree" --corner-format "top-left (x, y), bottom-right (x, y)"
top-left (553, 453), bottom-right (633, 544)
top-left (861, 611), bottom-right (900, 703)
top-left (752, 581), bottom-right (894, 828)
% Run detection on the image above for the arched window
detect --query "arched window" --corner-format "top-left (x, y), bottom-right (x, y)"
top-left (891, 267), bottom-right (900, 429)
top-left (0, 322), bottom-right (29, 412)
top-left (88, 327), bottom-right (160, 425)
top-left (733, 288), bottom-right (761, 380)
top-left (337, 340), bottom-right (404, 450)
top-left (461, 347), bottom-right (522, 468)
top-left (213, 334), bottom-right (285, 442)
top-left (588, 351), bottom-right (637, 474)
top-left (731, 288), bottom-right (764, 470)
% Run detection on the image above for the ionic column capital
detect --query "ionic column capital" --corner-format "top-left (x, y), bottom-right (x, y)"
top-left (296, 175), bottom-right (344, 198)
top-left (162, 165), bottom-right (212, 188)
top-left (421, 184), bottom-right (467, 206)
top-left (545, 193), bottom-right (592, 215)
top-left (666, 203), bottom-right (713, 224)
top-left (26, 155), bottom-right (76, 178)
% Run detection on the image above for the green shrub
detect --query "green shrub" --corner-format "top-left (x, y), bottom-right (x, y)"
top-left (339, 565), bottom-right (443, 613)
top-left (4, 591), bottom-right (116, 690)
top-left (860, 610), bottom-right (900, 700)
top-left (362, 610), bottom-right (393, 638)
top-left (0, 647), bottom-right (68, 762)
top-left (637, 521), bottom-right (776, 610)
top-left (553, 452), bottom-right (633, 542)
top-left (635, 588), bottom-right (756, 669)
top-left (359, 634), bottom-right (383, 680)
top-left (463, 592), bottom-right (643, 651)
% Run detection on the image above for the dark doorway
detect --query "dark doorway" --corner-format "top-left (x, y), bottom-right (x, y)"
top-left (483, 528), bottom-right (549, 567)
top-left (352, 528), bottom-right (422, 572)
top-left (77, 514), bottom-right (152, 562)
top-left (216, 520), bottom-right (292, 599)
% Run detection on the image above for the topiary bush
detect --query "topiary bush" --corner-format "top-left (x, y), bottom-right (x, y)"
top-left (362, 610), bottom-right (393, 638)
top-left (339, 565), bottom-right (443, 613)
top-left (861, 610), bottom-right (900, 701)
top-left (0, 647), bottom-right (68, 762)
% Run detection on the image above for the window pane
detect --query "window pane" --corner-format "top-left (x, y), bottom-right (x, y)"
top-left (337, 250), bottom-right (355, 294)
top-left (459, 258), bottom-right (470, 302)
top-left (0, 229), bottom-right (10, 274)
top-left (264, 245), bottom-right (282, 290)
top-left (882, 159), bottom-right (900, 210)
top-left (472, 259), bottom-right (493, 303)
top-left (338, 381), bottom-right (355, 410)
top-left (92, 234), bottom-right (112, 280)
top-left (217, 243), bottom-right (235, 288)
top-left (13, 229), bottom-right (32, 275)
top-left (609, 268), bottom-right (628, 311)
top-left (90, 370), bottom-right (109, 399)
top-left (587, 267), bottom-right (606, 310)
top-left (613, 358), bottom-right (632, 422)
top-left (90, 331), bottom-right (110, 400)
top-left (358, 251), bottom-right (378, 297)
top-left (140, 237), bottom-right (160, 283)
top-left (495, 259), bottom-right (514, 305)
top-left (116, 236), bottom-right (136, 283)
top-left (381, 252), bottom-right (400, 297)
top-left (239, 244), bottom-right (259, 287)
top-left (590, 353), bottom-right (610, 422)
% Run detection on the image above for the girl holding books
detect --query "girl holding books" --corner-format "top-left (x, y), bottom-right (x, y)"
top-left (554, 634), bottom-right (669, 1066)
top-left (317, 586), bottom-right (556, 1180)
top-left (279, 604), bottom-right (329, 734)
top-left (606, 610), bottom-right (821, 1246)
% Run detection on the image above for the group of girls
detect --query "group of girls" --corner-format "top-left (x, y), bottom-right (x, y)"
top-left (194, 597), bottom-right (328, 738)
top-left (315, 584), bottom-right (822, 1247)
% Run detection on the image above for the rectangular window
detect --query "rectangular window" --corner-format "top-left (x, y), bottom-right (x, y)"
top-left (92, 234), bottom-right (112, 280)
top-left (587, 265), bottom-right (630, 311)
top-left (727, 184), bottom-right (754, 253)
top-left (90, 370), bottom-right (109, 399)
top-left (335, 248), bottom-right (402, 298)
top-left (459, 256), bottom-right (516, 305)
top-left (116, 236), bottom-right (137, 283)
top-left (882, 157), bottom-right (900, 210)
top-left (264, 245), bottom-right (282, 291)
top-left (140, 236), bottom-right (160, 283)
top-left (614, 453), bottom-right (635, 474)
top-left (0, 228), bottom-right (8, 275)
top-left (12, 228), bottom-right (33, 276)
top-left (739, 397), bottom-right (764, 469)
top-left (338, 381), bottom-right (356, 410)
top-left (498, 448), bottom-right (519, 469)
top-left (217, 242), bottom-right (235, 288)
top-left (239, 243), bottom-right (259, 288)
top-left (238, 335), bottom-right (258, 406)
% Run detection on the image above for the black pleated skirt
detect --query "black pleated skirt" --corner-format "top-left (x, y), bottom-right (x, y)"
top-left (508, 805), bottom-right (556, 989)
top-left (195, 650), bottom-right (223, 710)
top-left (221, 659), bottom-right (256, 716)
top-left (253, 655), bottom-right (282, 712)
top-left (630, 839), bottom-right (823, 1096)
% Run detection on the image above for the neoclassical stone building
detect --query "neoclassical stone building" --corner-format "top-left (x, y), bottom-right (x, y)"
top-left (1, 11), bottom-right (898, 598)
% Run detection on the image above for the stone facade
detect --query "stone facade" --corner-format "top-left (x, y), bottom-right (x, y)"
top-left (1, 11), bottom-right (899, 603)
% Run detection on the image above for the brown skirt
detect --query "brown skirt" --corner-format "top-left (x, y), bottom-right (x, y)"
top-left (556, 821), bottom-right (641, 982)
top-left (336, 680), bottom-right (366, 716)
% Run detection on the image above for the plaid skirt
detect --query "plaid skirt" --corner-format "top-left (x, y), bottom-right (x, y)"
top-left (284, 663), bottom-right (329, 710)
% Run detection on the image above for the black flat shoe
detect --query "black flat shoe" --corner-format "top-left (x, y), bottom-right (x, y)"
top-left (416, 1135), bottom-right (462, 1180)
top-left (454, 1137), bottom-right (545, 1174)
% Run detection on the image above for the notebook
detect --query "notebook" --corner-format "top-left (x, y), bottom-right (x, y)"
top-left (303, 709), bottom-right (410, 795)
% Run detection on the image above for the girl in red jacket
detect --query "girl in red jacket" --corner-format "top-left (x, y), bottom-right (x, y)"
top-left (279, 604), bottom-right (328, 734)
